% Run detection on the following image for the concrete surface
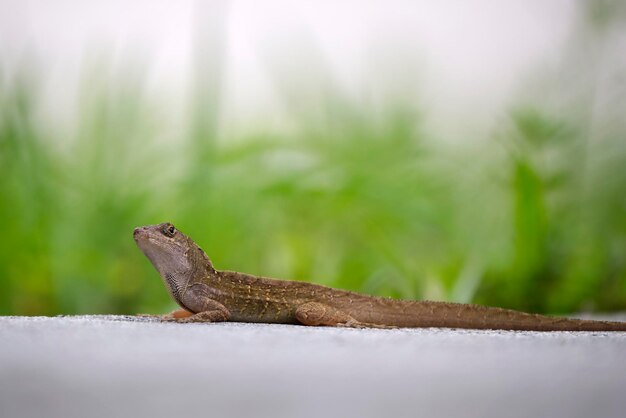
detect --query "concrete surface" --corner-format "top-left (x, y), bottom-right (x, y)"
top-left (1, 315), bottom-right (625, 418)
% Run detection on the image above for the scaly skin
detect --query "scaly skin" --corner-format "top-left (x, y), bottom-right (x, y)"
top-left (134, 223), bottom-right (626, 331)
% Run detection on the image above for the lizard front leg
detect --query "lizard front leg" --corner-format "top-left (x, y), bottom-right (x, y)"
top-left (164, 304), bottom-right (229, 323)
top-left (165, 283), bottom-right (231, 323)
top-left (163, 308), bottom-right (194, 319)
top-left (136, 308), bottom-right (194, 320)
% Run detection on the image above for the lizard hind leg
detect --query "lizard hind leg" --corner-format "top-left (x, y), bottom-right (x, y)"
top-left (295, 301), bottom-right (363, 327)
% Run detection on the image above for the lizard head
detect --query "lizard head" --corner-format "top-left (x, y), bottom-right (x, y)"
top-left (133, 223), bottom-right (215, 298)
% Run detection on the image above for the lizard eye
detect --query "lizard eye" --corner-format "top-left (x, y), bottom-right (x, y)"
top-left (163, 224), bottom-right (176, 237)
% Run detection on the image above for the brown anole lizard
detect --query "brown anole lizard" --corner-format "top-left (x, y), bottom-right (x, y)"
top-left (134, 223), bottom-right (626, 331)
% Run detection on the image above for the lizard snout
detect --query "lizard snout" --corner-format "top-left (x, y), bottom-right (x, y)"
top-left (133, 226), bottom-right (147, 240)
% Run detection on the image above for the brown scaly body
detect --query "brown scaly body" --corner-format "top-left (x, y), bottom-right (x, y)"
top-left (134, 223), bottom-right (626, 331)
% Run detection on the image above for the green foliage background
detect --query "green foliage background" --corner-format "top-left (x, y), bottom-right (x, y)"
top-left (1, 1), bottom-right (625, 316)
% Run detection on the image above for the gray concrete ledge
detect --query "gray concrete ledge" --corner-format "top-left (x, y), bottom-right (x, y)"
top-left (1, 315), bottom-right (625, 418)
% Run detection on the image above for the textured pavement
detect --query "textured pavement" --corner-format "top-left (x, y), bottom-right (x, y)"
top-left (1, 315), bottom-right (625, 418)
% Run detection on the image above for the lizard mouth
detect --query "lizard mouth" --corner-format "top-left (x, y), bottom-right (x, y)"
top-left (133, 227), bottom-right (159, 253)
top-left (133, 227), bottom-right (145, 240)
top-left (133, 226), bottom-right (158, 244)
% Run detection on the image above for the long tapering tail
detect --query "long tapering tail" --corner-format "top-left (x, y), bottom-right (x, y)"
top-left (352, 299), bottom-right (626, 331)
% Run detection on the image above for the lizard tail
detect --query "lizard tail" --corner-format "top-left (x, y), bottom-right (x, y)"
top-left (353, 299), bottom-right (626, 331)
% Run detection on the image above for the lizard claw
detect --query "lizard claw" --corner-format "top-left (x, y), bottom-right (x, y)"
top-left (135, 313), bottom-right (161, 319)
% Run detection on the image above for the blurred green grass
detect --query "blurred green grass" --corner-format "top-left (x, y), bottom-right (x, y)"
top-left (2, 0), bottom-right (626, 316)
top-left (1, 62), bottom-right (625, 317)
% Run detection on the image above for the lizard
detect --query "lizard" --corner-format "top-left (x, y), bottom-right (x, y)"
top-left (134, 222), bottom-right (626, 331)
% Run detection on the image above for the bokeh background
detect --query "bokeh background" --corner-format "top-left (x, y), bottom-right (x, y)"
top-left (1, 0), bottom-right (625, 316)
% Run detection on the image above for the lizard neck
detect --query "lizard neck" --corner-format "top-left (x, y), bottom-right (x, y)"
top-left (161, 242), bottom-right (219, 307)
top-left (179, 242), bottom-right (222, 286)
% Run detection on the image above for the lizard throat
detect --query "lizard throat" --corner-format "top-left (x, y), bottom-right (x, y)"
top-left (164, 272), bottom-right (182, 301)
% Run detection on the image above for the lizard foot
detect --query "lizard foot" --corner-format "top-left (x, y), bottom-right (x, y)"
top-left (336, 320), bottom-right (398, 329)
top-left (136, 309), bottom-right (194, 321)
top-left (135, 313), bottom-right (160, 318)
top-left (164, 309), bottom-right (230, 323)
